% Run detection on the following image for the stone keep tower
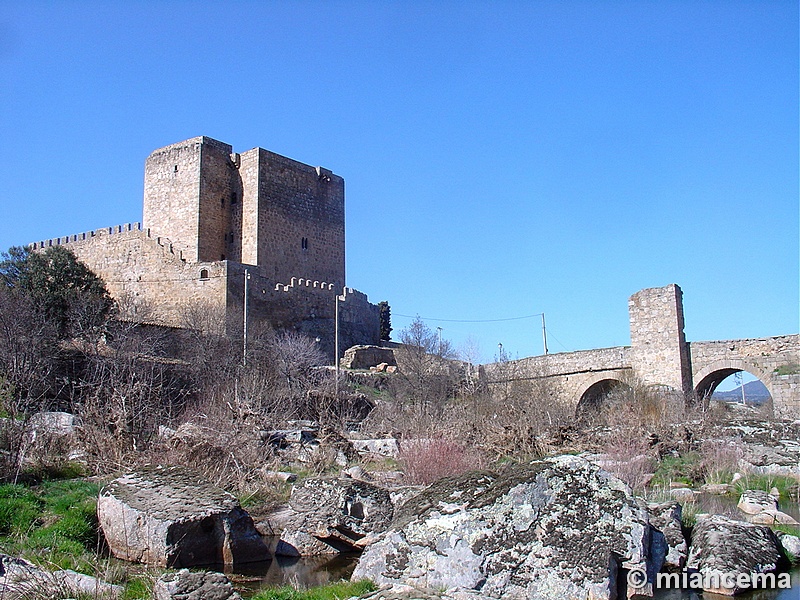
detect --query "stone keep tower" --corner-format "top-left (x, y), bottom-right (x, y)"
top-left (628, 284), bottom-right (692, 395)
top-left (143, 136), bottom-right (345, 287)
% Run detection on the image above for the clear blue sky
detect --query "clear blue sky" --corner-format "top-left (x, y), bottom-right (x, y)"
top-left (1, 1), bottom-right (797, 364)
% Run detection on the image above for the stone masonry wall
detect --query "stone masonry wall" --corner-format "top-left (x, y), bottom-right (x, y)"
top-left (31, 225), bottom-right (228, 327)
top-left (628, 284), bottom-right (692, 394)
top-left (225, 265), bottom-right (379, 362)
top-left (250, 148), bottom-right (345, 288)
top-left (689, 335), bottom-right (799, 417)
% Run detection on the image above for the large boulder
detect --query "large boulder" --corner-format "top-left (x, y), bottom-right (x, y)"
top-left (153, 569), bottom-right (242, 600)
top-left (276, 477), bottom-right (394, 556)
top-left (353, 455), bottom-right (654, 600)
top-left (686, 514), bottom-right (787, 595)
top-left (98, 466), bottom-right (268, 568)
top-left (0, 554), bottom-right (122, 598)
top-left (647, 502), bottom-right (687, 572)
top-left (737, 489), bottom-right (778, 515)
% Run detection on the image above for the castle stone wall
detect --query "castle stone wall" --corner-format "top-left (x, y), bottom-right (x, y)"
top-left (32, 225), bottom-right (228, 327)
top-left (225, 266), bottom-right (379, 361)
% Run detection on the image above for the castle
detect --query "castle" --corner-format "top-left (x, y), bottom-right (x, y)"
top-left (30, 137), bottom-right (381, 359)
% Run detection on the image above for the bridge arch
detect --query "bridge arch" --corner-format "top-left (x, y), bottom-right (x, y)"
top-left (576, 374), bottom-right (633, 414)
top-left (692, 359), bottom-right (774, 403)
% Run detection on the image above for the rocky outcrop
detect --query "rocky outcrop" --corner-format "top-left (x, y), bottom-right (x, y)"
top-left (0, 554), bottom-right (122, 598)
top-left (353, 455), bottom-right (654, 600)
top-left (777, 532), bottom-right (800, 563)
top-left (153, 569), bottom-right (242, 600)
top-left (647, 502), bottom-right (687, 572)
top-left (97, 466), bottom-right (268, 568)
top-left (737, 489), bottom-right (799, 525)
top-left (276, 477), bottom-right (394, 556)
top-left (686, 514), bottom-right (786, 595)
top-left (737, 489), bottom-right (778, 515)
top-left (350, 438), bottom-right (400, 459)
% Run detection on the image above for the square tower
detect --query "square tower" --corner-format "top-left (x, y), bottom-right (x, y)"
top-left (142, 137), bottom-right (345, 288)
top-left (143, 137), bottom-right (239, 263)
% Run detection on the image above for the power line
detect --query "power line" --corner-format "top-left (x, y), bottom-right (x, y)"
top-left (393, 312), bottom-right (543, 323)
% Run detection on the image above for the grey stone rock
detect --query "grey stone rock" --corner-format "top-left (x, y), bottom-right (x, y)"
top-left (97, 466), bottom-right (269, 567)
top-left (0, 555), bottom-right (122, 598)
top-left (28, 411), bottom-right (78, 435)
top-left (153, 569), bottom-right (242, 600)
top-left (341, 345), bottom-right (397, 370)
top-left (747, 509), bottom-right (799, 526)
top-left (776, 532), bottom-right (800, 563)
top-left (699, 483), bottom-right (732, 495)
top-left (668, 488), bottom-right (696, 503)
top-left (737, 489), bottom-right (778, 515)
top-left (686, 514), bottom-right (785, 595)
top-left (647, 502), bottom-right (687, 572)
top-left (351, 438), bottom-right (400, 458)
top-left (276, 477), bottom-right (394, 556)
top-left (353, 455), bottom-right (654, 600)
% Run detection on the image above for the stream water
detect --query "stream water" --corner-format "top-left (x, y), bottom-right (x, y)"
top-left (220, 495), bottom-right (799, 598)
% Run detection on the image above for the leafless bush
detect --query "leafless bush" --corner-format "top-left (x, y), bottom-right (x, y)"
top-left (0, 286), bottom-right (59, 411)
top-left (699, 438), bottom-right (744, 483)
top-left (597, 428), bottom-right (655, 493)
top-left (399, 437), bottom-right (484, 485)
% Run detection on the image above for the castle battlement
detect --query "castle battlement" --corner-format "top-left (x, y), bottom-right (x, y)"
top-left (30, 223), bottom-right (187, 262)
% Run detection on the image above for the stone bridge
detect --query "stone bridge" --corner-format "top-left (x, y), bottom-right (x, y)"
top-left (482, 285), bottom-right (799, 418)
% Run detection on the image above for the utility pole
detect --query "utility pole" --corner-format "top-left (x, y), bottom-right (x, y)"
top-left (437, 327), bottom-right (443, 356)
top-left (541, 312), bottom-right (549, 355)
top-left (243, 268), bottom-right (251, 365)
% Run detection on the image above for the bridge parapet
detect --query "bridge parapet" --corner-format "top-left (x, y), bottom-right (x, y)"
top-left (689, 334), bottom-right (799, 417)
top-left (484, 346), bottom-right (631, 383)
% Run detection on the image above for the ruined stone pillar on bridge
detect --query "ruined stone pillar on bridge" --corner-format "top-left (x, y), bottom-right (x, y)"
top-left (628, 284), bottom-right (693, 397)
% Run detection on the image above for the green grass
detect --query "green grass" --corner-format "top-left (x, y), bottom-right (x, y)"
top-left (650, 452), bottom-right (703, 488)
top-left (252, 580), bottom-right (377, 600)
top-left (0, 477), bottom-right (155, 596)
top-left (0, 479), bottom-right (101, 572)
top-left (732, 473), bottom-right (798, 500)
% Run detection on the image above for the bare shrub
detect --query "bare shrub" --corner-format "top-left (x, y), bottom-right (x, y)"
top-left (700, 438), bottom-right (744, 484)
top-left (598, 428), bottom-right (655, 493)
top-left (399, 437), bottom-right (483, 485)
top-left (74, 320), bottom-right (191, 472)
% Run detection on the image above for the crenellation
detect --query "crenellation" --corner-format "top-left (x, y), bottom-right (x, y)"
top-left (29, 137), bottom-right (379, 362)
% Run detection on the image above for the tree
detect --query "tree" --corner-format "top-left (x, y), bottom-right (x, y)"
top-left (378, 301), bottom-right (392, 341)
top-left (394, 317), bottom-right (458, 405)
top-left (0, 246), bottom-right (112, 340)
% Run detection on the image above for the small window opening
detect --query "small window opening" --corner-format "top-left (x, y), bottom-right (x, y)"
top-left (174, 164), bottom-right (178, 173)
top-left (199, 269), bottom-right (209, 280)
top-left (301, 237), bottom-right (308, 251)
top-left (230, 192), bottom-right (238, 205)
top-left (220, 197), bottom-right (225, 207)
top-left (220, 254), bottom-right (226, 260)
